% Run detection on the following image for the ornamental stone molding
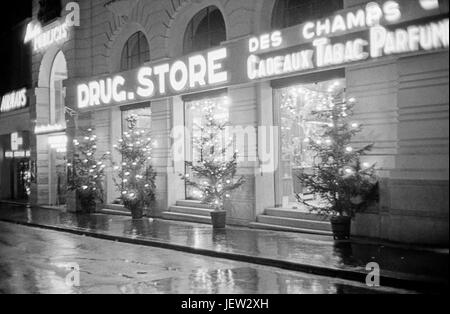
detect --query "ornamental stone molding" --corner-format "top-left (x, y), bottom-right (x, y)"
top-left (105, 0), bottom-right (140, 20)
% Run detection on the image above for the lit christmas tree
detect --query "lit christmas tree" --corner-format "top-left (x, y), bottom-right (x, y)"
top-left (182, 99), bottom-right (245, 211)
top-left (296, 96), bottom-right (378, 218)
top-left (68, 128), bottom-right (110, 212)
top-left (112, 114), bottom-right (156, 219)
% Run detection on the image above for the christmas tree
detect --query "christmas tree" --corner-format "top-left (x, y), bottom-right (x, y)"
top-left (68, 128), bottom-right (110, 212)
top-left (112, 114), bottom-right (156, 218)
top-left (182, 99), bottom-right (245, 211)
top-left (296, 96), bottom-right (378, 217)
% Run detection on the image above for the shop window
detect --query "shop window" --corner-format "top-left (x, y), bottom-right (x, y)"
top-left (271, 0), bottom-right (343, 29)
top-left (275, 77), bottom-right (346, 209)
top-left (184, 95), bottom-right (230, 199)
top-left (120, 32), bottom-right (150, 71)
top-left (38, 0), bottom-right (62, 25)
top-left (183, 6), bottom-right (226, 55)
top-left (121, 104), bottom-right (152, 135)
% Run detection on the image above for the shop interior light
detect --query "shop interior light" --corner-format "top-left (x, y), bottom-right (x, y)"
top-left (48, 135), bottom-right (68, 153)
top-left (4, 150), bottom-right (30, 159)
top-left (35, 123), bottom-right (65, 135)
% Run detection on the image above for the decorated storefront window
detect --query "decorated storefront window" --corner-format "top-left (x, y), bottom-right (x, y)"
top-left (276, 78), bottom-right (346, 208)
top-left (184, 95), bottom-right (230, 199)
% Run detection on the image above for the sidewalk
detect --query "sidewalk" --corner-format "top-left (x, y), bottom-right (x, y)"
top-left (0, 202), bottom-right (447, 293)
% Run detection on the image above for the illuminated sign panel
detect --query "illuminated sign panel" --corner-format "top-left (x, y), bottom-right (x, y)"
top-left (48, 135), bottom-right (68, 153)
top-left (4, 151), bottom-right (30, 159)
top-left (35, 124), bottom-right (66, 135)
top-left (77, 47), bottom-right (228, 109)
top-left (24, 2), bottom-right (80, 52)
top-left (72, 0), bottom-right (448, 110)
top-left (1, 88), bottom-right (27, 113)
top-left (4, 132), bottom-right (30, 159)
top-left (246, 0), bottom-right (448, 80)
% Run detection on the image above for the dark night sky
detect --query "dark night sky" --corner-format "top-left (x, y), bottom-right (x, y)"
top-left (0, 1), bottom-right (33, 94)
top-left (0, 1), bottom-right (32, 35)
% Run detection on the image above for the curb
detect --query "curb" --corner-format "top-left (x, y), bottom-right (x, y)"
top-left (0, 218), bottom-right (447, 293)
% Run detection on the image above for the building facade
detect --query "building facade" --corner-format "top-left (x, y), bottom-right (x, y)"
top-left (2, 0), bottom-right (448, 245)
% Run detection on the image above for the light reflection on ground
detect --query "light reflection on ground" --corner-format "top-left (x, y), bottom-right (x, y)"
top-left (0, 222), bottom-right (412, 294)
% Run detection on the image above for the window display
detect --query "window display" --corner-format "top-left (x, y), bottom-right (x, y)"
top-left (184, 95), bottom-right (230, 199)
top-left (276, 78), bottom-right (346, 209)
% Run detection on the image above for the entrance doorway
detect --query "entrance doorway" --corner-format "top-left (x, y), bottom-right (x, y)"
top-left (48, 51), bottom-right (68, 206)
top-left (274, 77), bottom-right (346, 209)
top-left (6, 158), bottom-right (31, 202)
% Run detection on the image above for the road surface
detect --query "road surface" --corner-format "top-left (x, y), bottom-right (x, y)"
top-left (0, 221), bottom-right (412, 294)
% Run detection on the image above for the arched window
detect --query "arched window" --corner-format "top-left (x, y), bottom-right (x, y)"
top-left (183, 6), bottom-right (226, 54)
top-left (272, 0), bottom-right (343, 29)
top-left (120, 32), bottom-right (150, 71)
top-left (50, 51), bottom-right (67, 126)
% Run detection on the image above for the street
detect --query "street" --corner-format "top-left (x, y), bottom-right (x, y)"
top-left (0, 221), bottom-right (412, 294)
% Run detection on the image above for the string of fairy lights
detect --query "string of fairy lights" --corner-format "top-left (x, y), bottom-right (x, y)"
top-left (279, 80), bottom-right (372, 174)
top-left (183, 96), bottom-right (244, 208)
top-left (112, 115), bottom-right (155, 200)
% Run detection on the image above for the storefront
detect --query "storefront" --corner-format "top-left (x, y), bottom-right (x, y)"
top-left (21, 0), bottom-right (448, 245)
top-left (0, 131), bottom-right (32, 202)
top-left (0, 89), bottom-right (32, 202)
top-left (23, 0), bottom-right (78, 207)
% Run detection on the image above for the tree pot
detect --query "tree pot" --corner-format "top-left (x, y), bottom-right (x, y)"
top-left (77, 193), bottom-right (97, 213)
top-left (330, 216), bottom-right (352, 240)
top-left (129, 206), bottom-right (144, 220)
top-left (210, 211), bottom-right (227, 229)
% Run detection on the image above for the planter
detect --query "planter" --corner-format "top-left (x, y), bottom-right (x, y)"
top-left (210, 210), bottom-right (227, 229)
top-left (129, 206), bottom-right (144, 219)
top-left (330, 216), bottom-right (352, 240)
top-left (77, 193), bottom-right (97, 213)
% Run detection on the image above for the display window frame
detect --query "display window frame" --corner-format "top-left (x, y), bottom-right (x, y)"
top-left (272, 69), bottom-right (346, 209)
top-left (182, 89), bottom-right (229, 200)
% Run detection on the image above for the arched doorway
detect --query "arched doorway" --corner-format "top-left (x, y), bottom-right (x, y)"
top-left (48, 51), bottom-right (68, 206)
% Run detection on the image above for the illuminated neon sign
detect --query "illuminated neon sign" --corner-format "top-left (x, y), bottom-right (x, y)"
top-left (24, 2), bottom-right (80, 52)
top-left (71, 0), bottom-right (448, 109)
top-left (77, 48), bottom-right (228, 108)
top-left (4, 132), bottom-right (30, 159)
top-left (35, 124), bottom-right (66, 135)
top-left (4, 150), bottom-right (30, 159)
top-left (246, 0), bottom-right (448, 80)
top-left (1, 88), bottom-right (27, 113)
top-left (301, 1), bottom-right (402, 41)
top-left (48, 135), bottom-right (68, 153)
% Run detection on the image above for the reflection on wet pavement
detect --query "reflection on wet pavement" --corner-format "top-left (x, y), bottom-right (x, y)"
top-left (0, 204), bottom-right (447, 281)
top-left (0, 222), bottom-right (411, 294)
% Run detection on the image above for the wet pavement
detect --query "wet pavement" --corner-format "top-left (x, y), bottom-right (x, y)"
top-left (0, 222), bottom-right (412, 294)
top-left (0, 203), bottom-right (448, 291)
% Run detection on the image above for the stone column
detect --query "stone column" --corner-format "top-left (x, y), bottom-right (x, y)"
top-left (150, 98), bottom-right (172, 217)
top-left (255, 81), bottom-right (276, 216)
top-left (227, 85), bottom-right (258, 226)
top-left (346, 59), bottom-right (399, 240)
top-left (167, 96), bottom-right (187, 207)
